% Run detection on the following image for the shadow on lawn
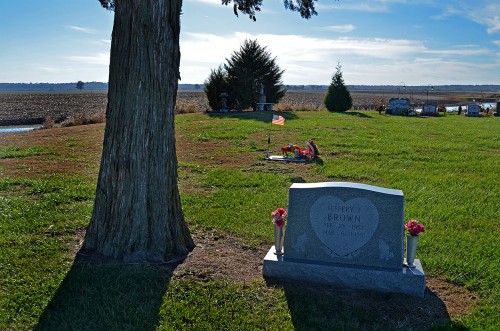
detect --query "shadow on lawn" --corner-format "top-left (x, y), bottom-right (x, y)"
top-left (35, 253), bottom-right (176, 331)
top-left (207, 110), bottom-right (374, 122)
top-left (279, 283), bottom-right (467, 330)
top-left (207, 110), bottom-right (299, 123)
top-left (341, 111), bottom-right (373, 118)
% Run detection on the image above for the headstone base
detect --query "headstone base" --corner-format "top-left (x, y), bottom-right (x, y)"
top-left (266, 155), bottom-right (307, 163)
top-left (263, 246), bottom-right (426, 297)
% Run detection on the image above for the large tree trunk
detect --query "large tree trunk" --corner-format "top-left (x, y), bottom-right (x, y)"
top-left (83, 0), bottom-right (194, 263)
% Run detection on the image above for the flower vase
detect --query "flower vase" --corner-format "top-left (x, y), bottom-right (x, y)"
top-left (406, 235), bottom-right (418, 268)
top-left (274, 225), bottom-right (284, 255)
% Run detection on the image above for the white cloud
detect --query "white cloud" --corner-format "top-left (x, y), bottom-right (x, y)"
top-left (180, 32), bottom-right (429, 84)
top-left (433, 1), bottom-right (500, 35)
top-left (425, 48), bottom-right (491, 56)
top-left (181, 32), bottom-right (426, 69)
top-left (344, 58), bottom-right (500, 85)
top-left (250, 34), bottom-right (426, 60)
top-left (485, 15), bottom-right (500, 34)
top-left (179, 31), bottom-right (500, 84)
top-left (65, 25), bottom-right (94, 34)
top-left (187, 0), bottom-right (222, 6)
top-left (181, 32), bottom-right (243, 63)
top-left (316, 2), bottom-right (390, 13)
top-left (66, 53), bottom-right (109, 65)
top-left (493, 40), bottom-right (500, 47)
top-left (317, 25), bottom-right (356, 33)
top-left (462, 3), bottom-right (500, 34)
top-left (185, 0), bottom-right (278, 15)
top-left (431, 5), bottom-right (461, 20)
top-left (316, 0), bottom-right (417, 13)
top-left (33, 66), bottom-right (60, 73)
top-left (90, 39), bottom-right (112, 45)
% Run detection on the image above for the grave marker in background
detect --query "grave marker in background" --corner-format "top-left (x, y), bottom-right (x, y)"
top-left (385, 98), bottom-right (411, 116)
top-left (465, 104), bottom-right (481, 117)
top-left (421, 104), bottom-right (438, 116)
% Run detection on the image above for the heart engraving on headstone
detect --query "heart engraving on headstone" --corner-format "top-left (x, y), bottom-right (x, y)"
top-left (310, 196), bottom-right (379, 256)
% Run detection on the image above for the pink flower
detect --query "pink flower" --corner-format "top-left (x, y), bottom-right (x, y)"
top-left (272, 208), bottom-right (287, 218)
top-left (405, 219), bottom-right (426, 236)
top-left (272, 207), bottom-right (287, 228)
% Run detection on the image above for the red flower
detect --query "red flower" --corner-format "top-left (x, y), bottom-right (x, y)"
top-left (272, 207), bottom-right (287, 228)
top-left (272, 208), bottom-right (287, 218)
top-left (405, 219), bottom-right (426, 236)
top-left (274, 218), bottom-right (285, 228)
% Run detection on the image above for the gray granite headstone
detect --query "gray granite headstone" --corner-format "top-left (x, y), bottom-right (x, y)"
top-left (284, 182), bottom-right (404, 270)
top-left (263, 182), bottom-right (426, 297)
top-left (421, 104), bottom-right (437, 116)
top-left (465, 104), bottom-right (481, 117)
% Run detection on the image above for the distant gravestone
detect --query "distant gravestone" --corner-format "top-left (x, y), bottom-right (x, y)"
top-left (421, 104), bottom-right (438, 116)
top-left (258, 84), bottom-right (266, 111)
top-left (219, 92), bottom-right (228, 113)
top-left (495, 101), bottom-right (500, 117)
top-left (263, 182), bottom-right (426, 297)
top-left (386, 98), bottom-right (411, 116)
top-left (466, 104), bottom-right (481, 117)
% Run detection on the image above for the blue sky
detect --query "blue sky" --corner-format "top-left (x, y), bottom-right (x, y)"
top-left (1, 0), bottom-right (499, 85)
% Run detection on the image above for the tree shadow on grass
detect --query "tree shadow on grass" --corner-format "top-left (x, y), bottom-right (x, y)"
top-left (207, 110), bottom-right (299, 124)
top-left (35, 253), bottom-right (178, 331)
top-left (274, 282), bottom-right (467, 330)
top-left (338, 111), bottom-right (374, 118)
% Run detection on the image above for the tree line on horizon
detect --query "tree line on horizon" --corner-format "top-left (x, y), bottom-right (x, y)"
top-left (1, 82), bottom-right (498, 93)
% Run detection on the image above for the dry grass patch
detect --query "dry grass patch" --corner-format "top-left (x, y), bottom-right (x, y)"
top-left (0, 123), bottom-right (104, 178)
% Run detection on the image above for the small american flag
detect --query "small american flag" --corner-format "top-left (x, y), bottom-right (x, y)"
top-left (272, 115), bottom-right (285, 125)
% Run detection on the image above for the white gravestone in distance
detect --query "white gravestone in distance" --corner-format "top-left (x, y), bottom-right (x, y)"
top-left (386, 98), bottom-right (411, 115)
top-left (263, 182), bottom-right (426, 297)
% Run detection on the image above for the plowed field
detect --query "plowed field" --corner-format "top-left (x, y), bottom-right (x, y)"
top-left (0, 89), bottom-right (486, 126)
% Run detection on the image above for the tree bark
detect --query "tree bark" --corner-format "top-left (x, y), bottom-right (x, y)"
top-left (83, 0), bottom-right (194, 263)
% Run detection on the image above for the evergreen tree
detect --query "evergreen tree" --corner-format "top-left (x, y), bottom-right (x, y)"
top-left (224, 39), bottom-right (285, 110)
top-left (204, 66), bottom-right (231, 111)
top-left (324, 62), bottom-right (352, 112)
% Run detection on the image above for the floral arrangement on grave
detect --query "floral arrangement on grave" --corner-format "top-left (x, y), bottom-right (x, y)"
top-left (281, 144), bottom-right (301, 156)
top-left (404, 219), bottom-right (425, 268)
top-left (272, 207), bottom-right (287, 255)
top-left (405, 219), bottom-right (426, 236)
top-left (272, 208), bottom-right (287, 228)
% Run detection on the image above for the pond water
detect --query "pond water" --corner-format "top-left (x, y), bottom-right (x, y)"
top-left (0, 125), bottom-right (41, 133)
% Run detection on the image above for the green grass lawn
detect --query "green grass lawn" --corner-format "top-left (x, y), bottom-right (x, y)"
top-left (0, 111), bottom-right (498, 330)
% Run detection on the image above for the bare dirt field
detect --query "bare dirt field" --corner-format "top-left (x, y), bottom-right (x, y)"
top-left (0, 89), bottom-right (495, 126)
top-left (0, 91), bottom-right (108, 126)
